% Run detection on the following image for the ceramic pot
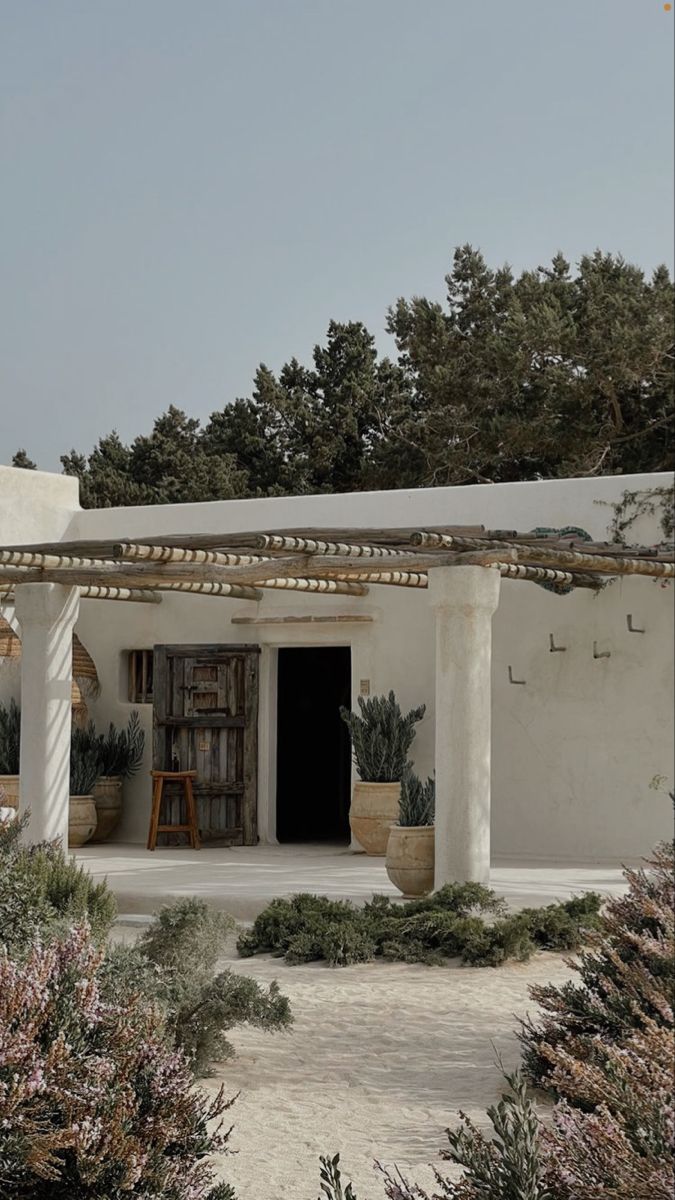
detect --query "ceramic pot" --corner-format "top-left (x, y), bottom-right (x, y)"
top-left (349, 781), bottom-right (401, 855)
top-left (385, 823), bottom-right (435, 897)
top-left (91, 776), bottom-right (123, 842)
top-left (68, 795), bottom-right (97, 848)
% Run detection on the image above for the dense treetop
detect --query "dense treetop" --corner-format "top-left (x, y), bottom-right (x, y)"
top-left (11, 247), bottom-right (674, 506)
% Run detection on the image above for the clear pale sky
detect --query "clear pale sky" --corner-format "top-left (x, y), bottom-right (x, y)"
top-left (1, 0), bottom-right (673, 470)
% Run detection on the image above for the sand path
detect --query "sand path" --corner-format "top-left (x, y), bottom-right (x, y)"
top-left (208, 944), bottom-right (573, 1199)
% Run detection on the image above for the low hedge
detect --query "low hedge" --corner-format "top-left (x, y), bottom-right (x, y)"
top-left (237, 883), bottom-right (603, 968)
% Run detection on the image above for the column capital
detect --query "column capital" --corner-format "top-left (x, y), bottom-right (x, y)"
top-left (14, 583), bottom-right (80, 631)
top-left (428, 564), bottom-right (501, 614)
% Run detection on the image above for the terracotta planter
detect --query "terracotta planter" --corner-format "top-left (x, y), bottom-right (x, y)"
top-left (0, 774), bottom-right (19, 810)
top-left (349, 781), bottom-right (401, 856)
top-left (91, 776), bottom-right (123, 842)
top-left (386, 824), bottom-right (435, 897)
top-left (69, 795), bottom-right (97, 848)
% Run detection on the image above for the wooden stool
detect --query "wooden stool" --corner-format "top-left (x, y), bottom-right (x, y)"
top-left (147, 770), bottom-right (200, 851)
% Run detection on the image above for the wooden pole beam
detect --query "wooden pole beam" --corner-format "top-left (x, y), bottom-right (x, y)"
top-left (1, 567), bottom-right (603, 598)
top-left (111, 542), bottom-right (269, 567)
top-left (0, 566), bottom-right (144, 587)
top-left (0, 586), bottom-right (163, 604)
top-left (336, 571), bottom-right (428, 588)
top-left (4, 523), bottom-right (671, 561)
top-left (0, 550), bottom-right (110, 569)
top-left (257, 577), bottom-right (369, 595)
top-left (0, 525), bottom-right (487, 557)
top-left (78, 588), bottom-right (163, 604)
top-left (0, 549), bottom-right (515, 590)
top-left (283, 549), bottom-right (515, 580)
top-left (429, 550), bottom-right (519, 568)
top-left (497, 564), bottom-right (604, 589)
top-left (253, 534), bottom-right (407, 558)
top-left (484, 532), bottom-right (673, 559)
top-left (411, 532), bottom-right (674, 578)
top-left (146, 581), bottom-right (262, 601)
top-left (79, 586), bottom-right (163, 602)
top-left (0, 564), bottom-right (269, 589)
top-left (0, 568), bottom-right (261, 601)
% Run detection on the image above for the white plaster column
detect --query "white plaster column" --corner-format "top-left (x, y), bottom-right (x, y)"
top-left (428, 566), bottom-right (501, 886)
top-left (14, 584), bottom-right (80, 845)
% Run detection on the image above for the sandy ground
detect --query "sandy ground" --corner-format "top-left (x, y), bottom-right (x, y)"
top-left (103, 844), bottom-right (625, 1199)
top-left (205, 942), bottom-right (574, 1200)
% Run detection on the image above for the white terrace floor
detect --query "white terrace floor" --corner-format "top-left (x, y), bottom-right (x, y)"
top-left (76, 842), bottom-right (630, 920)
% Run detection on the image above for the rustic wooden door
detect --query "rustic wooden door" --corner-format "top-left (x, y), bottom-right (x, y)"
top-left (152, 644), bottom-right (260, 845)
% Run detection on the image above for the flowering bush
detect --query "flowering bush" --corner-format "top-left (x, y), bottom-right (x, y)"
top-left (0, 923), bottom-right (233, 1199)
top-left (1, 819), bottom-right (290, 1079)
top-left (541, 1023), bottom-right (674, 1199)
top-left (319, 1032), bottom-right (674, 1200)
top-left (316, 839), bottom-right (675, 1200)
top-left (521, 840), bottom-right (674, 1090)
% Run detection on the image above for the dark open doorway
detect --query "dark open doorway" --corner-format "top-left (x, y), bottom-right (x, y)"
top-left (276, 646), bottom-right (351, 843)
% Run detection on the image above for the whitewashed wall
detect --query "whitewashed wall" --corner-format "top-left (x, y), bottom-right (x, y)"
top-left (0, 465), bottom-right (79, 545)
top-left (2, 467), bottom-right (673, 862)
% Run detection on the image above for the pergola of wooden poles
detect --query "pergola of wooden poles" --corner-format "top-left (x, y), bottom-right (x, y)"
top-left (0, 523), bottom-right (672, 603)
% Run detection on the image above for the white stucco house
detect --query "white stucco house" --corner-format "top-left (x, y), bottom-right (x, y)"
top-left (0, 464), bottom-right (673, 884)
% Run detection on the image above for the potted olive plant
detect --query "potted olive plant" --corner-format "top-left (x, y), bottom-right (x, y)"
top-left (69, 729), bottom-right (100, 847)
top-left (90, 712), bottom-right (145, 841)
top-left (385, 769), bottom-right (435, 897)
top-left (0, 699), bottom-right (20, 811)
top-left (340, 691), bottom-right (425, 855)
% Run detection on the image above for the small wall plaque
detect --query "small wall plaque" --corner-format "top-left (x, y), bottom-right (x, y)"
top-left (197, 740), bottom-right (210, 752)
top-left (359, 679), bottom-right (371, 696)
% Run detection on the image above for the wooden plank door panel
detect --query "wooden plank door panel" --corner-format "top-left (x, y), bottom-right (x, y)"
top-left (153, 643), bottom-right (259, 845)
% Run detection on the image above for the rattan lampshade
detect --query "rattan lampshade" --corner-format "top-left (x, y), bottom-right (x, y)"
top-left (71, 679), bottom-right (89, 727)
top-left (0, 623), bottom-right (99, 705)
top-left (0, 615), bottom-right (21, 660)
top-left (72, 634), bottom-right (100, 697)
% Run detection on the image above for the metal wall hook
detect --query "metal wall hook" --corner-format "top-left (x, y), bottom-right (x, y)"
top-left (593, 641), bottom-right (611, 659)
top-left (626, 614), bottom-right (645, 634)
top-left (549, 633), bottom-right (567, 653)
top-left (508, 665), bottom-right (527, 685)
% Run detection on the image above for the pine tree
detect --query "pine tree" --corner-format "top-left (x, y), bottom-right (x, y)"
top-left (57, 248), bottom-right (674, 507)
top-left (11, 449), bottom-right (37, 470)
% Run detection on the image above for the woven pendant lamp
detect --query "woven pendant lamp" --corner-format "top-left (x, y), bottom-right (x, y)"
top-left (0, 623), bottom-right (99, 711)
top-left (0, 615), bottom-right (21, 660)
top-left (71, 679), bottom-right (90, 728)
top-left (72, 634), bottom-right (100, 697)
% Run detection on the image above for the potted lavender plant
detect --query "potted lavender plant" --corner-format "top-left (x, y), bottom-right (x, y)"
top-left (68, 731), bottom-right (100, 847)
top-left (340, 692), bottom-right (425, 855)
top-left (385, 769), bottom-right (435, 897)
top-left (91, 712), bottom-right (145, 841)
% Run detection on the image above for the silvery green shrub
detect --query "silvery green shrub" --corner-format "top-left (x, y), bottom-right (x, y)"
top-left (340, 692), bottom-right (425, 782)
top-left (398, 769), bottom-right (435, 826)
